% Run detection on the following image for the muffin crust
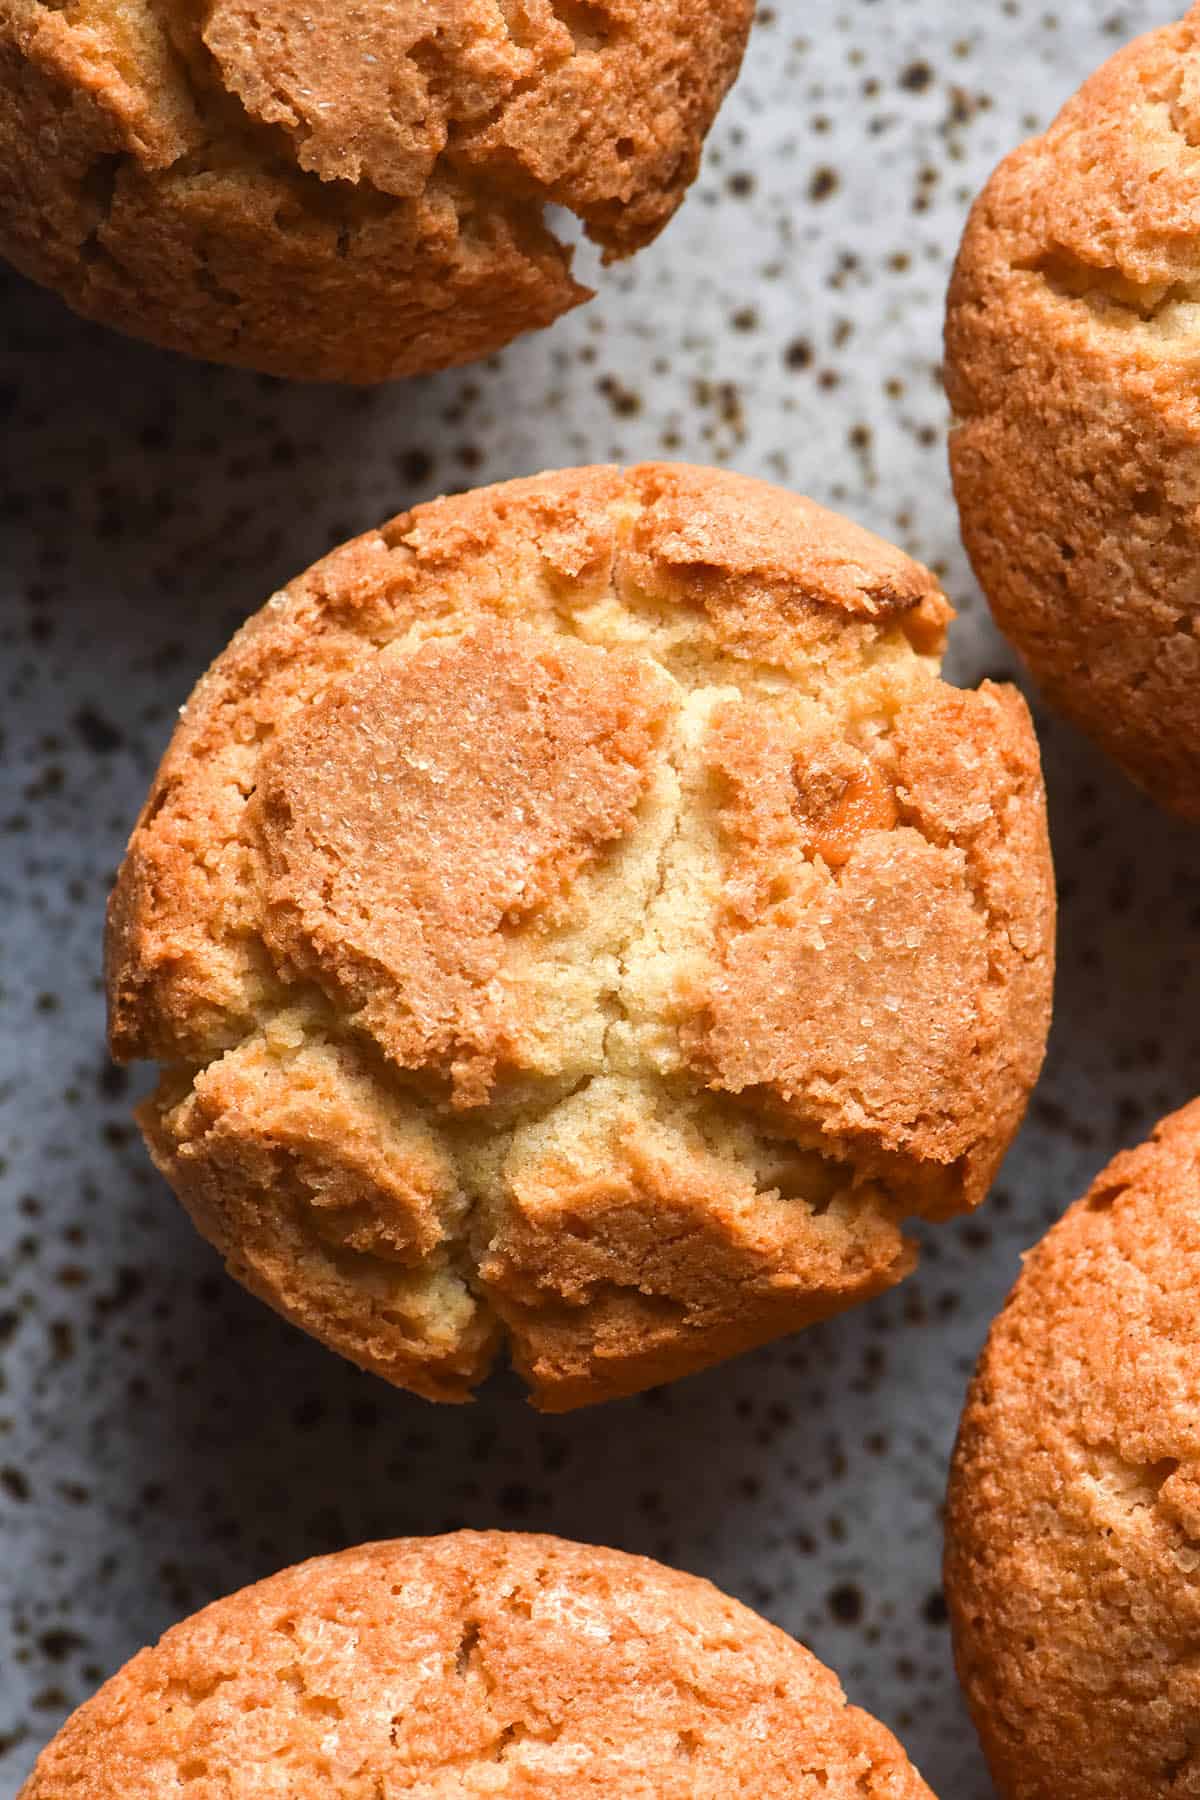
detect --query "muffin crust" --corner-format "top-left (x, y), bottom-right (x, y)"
top-left (946, 5), bottom-right (1200, 816)
top-left (0, 0), bottom-right (753, 380)
top-left (19, 1532), bottom-right (936, 1799)
top-left (107, 463), bottom-right (1055, 1409)
top-left (946, 1100), bottom-right (1200, 1800)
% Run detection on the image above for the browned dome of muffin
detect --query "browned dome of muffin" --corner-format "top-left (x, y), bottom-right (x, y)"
top-left (20, 1532), bottom-right (936, 1799)
top-left (946, 5), bottom-right (1200, 818)
top-left (946, 1100), bottom-right (1200, 1800)
top-left (0, 0), bottom-right (752, 381)
top-left (107, 463), bottom-right (1055, 1410)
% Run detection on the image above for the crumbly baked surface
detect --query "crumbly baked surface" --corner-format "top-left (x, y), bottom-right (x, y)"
top-left (945, 1099), bottom-right (1200, 1800)
top-left (106, 463), bottom-right (1055, 1410)
top-left (0, 0), bottom-right (751, 381)
top-left (19, 1531), bottom-right (936, 1798)
top-left (946, 5), bottom-right (1200, 818)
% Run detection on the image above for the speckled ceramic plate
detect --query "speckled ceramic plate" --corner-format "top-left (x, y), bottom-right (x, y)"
top-left (2, 4), bottom-right (1197, 1795)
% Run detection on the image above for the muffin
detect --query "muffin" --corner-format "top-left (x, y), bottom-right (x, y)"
top-left (0, 0), bottom-right (752, 382)
top-left (19, 1531), bottom-right (935, 1798)
top-left (945, 6), bottom-right (1200, 818)
top-left (107, 462), bottom-right (1055, 1410)
top-left (945, 1099), bottom-right (1200, 1800)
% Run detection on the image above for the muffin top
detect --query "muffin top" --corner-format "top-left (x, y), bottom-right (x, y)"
top-left (20, 1531), bottom-right (935, 1799)
top-left (108, 464), bottom-right (1054, 1408)
top-left (946, 1099), bottom-right (1200, 1800)
top-left (949, 3), bottom-right (1200, 352)
top-left (945, 4), bottom-right (1200, 815)
top-left (0, 0), bottom-right (752, 378)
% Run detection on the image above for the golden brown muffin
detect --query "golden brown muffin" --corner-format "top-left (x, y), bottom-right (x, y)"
top-left (945, 1100), bottom-right (1200, 1800)
top-left (945, 6), bottom-right (1200, 818)
top-left (19, 1531), bottom-right (936, 1799)
top-left (106, 463), bottom-right (1056, 1410)
top-left (0, 0), bottom-right (752, 382)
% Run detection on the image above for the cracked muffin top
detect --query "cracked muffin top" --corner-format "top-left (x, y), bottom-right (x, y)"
top-left (106, 463), bottom-right (1055, 1410)
top-left (945, 1100), bottom-right (1200, 1800)
top-left (946, 4), bottom-right (1200, 817)
top-left (0, 0), bottom-right (752, 380)
top-left (18, 1531), bottom-right (937, 1799)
